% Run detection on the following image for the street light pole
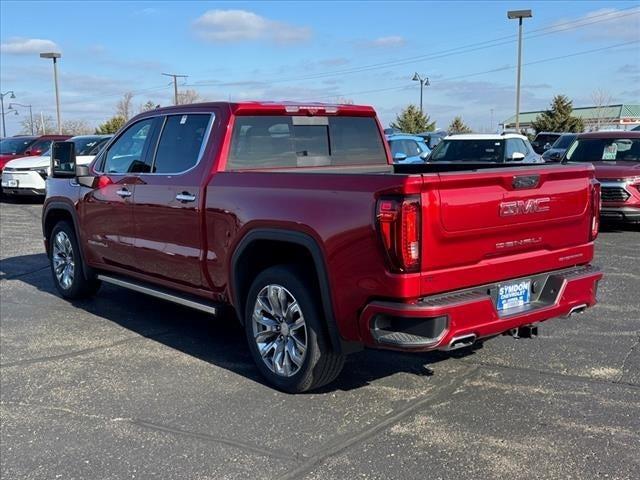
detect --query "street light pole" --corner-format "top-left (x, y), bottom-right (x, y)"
top-left (1, 90), bottom-right (16, 138)
top-left (40, 52), bottom-right (62, 134)
top-left (9, 103), bottom-right (35, 135)
top-left (412, 73), bottom-right (430, 114)
top-left (507, 10), bottom-right (532, 132)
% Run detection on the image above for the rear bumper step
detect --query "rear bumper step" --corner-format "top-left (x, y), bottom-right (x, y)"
top-left (361, 265), bottom-right (602, 351)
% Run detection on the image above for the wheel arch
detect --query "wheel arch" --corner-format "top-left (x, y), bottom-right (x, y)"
top-left (230, 228), bottom-right (360, 355)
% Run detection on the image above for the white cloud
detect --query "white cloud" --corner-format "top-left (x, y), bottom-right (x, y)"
top-left (1, 37), bottom-right (60, 55)
top-left (365, 36), bottom-right (406, 48)
top-left (193, 10), bottom-right (311, 44)
top-left (552, 8), bottom-right (640, 42)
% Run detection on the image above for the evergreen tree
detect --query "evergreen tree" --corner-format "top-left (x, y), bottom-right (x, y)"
top-left (95, 116), bottom-right (126, 134)
top-left (390, 105), bottom-right (436, 134)
top-left (531, 95), bottom-right (584, 133)
top-left (448, 116), bottom-right (472, 134)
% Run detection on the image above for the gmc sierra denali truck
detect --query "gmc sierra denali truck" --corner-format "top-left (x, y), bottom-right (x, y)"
top-left (43, 102), bottom-right (602, 392)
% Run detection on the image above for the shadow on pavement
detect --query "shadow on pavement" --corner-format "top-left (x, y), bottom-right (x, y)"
top-left (0, 252), bottom-right (477, 392)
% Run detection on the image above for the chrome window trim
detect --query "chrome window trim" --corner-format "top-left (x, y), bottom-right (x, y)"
top-left (94, 112), bottom-right (215, 177)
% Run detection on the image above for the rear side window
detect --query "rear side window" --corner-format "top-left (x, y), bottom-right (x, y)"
top-left (152, 114), bottom-right (211, 173)
top-left (226, 116), bottom-right (386, 170)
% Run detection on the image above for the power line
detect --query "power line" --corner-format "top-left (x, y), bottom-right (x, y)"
top-left (188, 6), bottom-right (639, 87)
top-left (316, 40), bottom-right (640, 100)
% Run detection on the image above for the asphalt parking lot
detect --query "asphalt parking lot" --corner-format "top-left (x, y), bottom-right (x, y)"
top-left (1, 198), bottom-right (638, 480)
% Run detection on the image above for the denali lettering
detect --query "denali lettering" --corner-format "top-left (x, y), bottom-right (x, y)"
top-left (499, 197), bottom-right (551, 217)
top-left (496, 237), bottom-right (542, 249)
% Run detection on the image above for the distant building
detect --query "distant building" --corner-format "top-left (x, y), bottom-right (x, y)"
top-left (501, 104), bottom-right (640, 132)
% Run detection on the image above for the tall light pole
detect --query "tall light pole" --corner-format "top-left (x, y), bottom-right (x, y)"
top-left (1, 90), bottom-right (16, 138)
top-left (507, 9), bottom-right (532, 131)
top-left (412, 73), bottom-right (430, 114)
top-left (8, 103), bottom-right (34, 135)
top-left (40, 52), bottom-right (62, 134)
top-left (162, 73), bottom-right (188, 105)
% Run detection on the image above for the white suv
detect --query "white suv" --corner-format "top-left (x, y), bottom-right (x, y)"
top-left (429, 133), bottom-right (543, 164)
top-left (1, 135), bottom-right (111, 196)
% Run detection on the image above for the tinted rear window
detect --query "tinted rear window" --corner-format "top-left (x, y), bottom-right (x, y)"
top-left (226, 116), bottom-right (387, 170)
top-left (430, 139), bottom-right (505, 162)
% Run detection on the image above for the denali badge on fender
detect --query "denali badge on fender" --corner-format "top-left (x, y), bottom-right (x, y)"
top-left (499, 197), bottom-right (550, 217)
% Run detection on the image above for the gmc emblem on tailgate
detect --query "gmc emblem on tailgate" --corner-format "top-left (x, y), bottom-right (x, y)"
top-left (499, 197), bottom-right (550, 217)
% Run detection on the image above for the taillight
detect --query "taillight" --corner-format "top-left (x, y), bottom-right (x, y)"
top-left (376, 196), bottom-right (421, 272)
top-left (590, 180), bottom-right (601, 241)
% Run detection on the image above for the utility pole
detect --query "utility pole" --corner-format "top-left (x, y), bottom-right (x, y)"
top-left (507, 10), bottom-right (532, 131)
top-left (490, 108), bottom-right (494, 133)
top-left (162, 73), bottom-right (188, 105)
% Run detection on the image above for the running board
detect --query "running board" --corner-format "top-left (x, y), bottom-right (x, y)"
top-left (97, 274), bottom-right (218, 315)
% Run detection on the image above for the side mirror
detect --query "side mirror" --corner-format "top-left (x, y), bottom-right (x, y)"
top-left (393, 152), bottom-right (408, 161)
top-left (51, 141), bottom-right (76, 178)
top-left (543, 142), bottom-right (552, 151)
top-left (419, 151), bottom-right (430, 160)
top-left (509, 152), bottom-right (526, 161)
top-left (75, 164), bottom-right (96, 188)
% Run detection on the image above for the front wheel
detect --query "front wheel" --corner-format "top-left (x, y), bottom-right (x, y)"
top-left (244, 265), bottom-right (345, 393)
top-left (49, 221), bottom-right (101, 299)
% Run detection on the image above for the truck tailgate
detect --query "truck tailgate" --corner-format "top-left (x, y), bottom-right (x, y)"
top-left (420, 164), bottom-right (595, 293)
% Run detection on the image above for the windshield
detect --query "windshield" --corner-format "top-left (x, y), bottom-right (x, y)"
top-left (535, 134), bottom-right (560, 145)
top-left (430, 139), bottom-right (505, 162)
top-left (552, 134), bottom-right (577, 149)
top-left (0, 137), bottom-right (36, 155)
top-left (73, 137), bottom-right (110, 155)
top-left (565, 137), bottom-right (640, 162)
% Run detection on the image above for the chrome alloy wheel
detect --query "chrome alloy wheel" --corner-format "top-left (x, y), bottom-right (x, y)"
top-left (251, 284), bottom-right (308, 377)
top-left (52, 231), bottom-right (75, 290)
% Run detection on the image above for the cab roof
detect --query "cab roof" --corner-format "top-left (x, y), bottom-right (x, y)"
top-left (143, 101), bottom-right (377, 116)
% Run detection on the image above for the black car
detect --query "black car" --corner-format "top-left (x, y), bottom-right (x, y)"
top-left (541, 133), bottom-right (578, 162)
top-left (531, 132), bottom-right (562, 154)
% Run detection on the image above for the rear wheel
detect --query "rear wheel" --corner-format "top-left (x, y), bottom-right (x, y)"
top-left (50, 221), bottom-right (101, 299)
top-left (244, 265), bottom-right (344, 393)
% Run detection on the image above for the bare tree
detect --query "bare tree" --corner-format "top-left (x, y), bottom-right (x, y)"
top-left (116, 92), bottom-right (134, 120)
top-left (61, 119), bottom-right (94, 136)
top-left (591, 88), bottom-right (613, 131)
top-left (20, 115), bottom-right (54, 135)
top-left (176, 89), bottom-right (201, 105)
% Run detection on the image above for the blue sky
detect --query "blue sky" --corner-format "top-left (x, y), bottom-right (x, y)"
top-left (1, 0), bottom-right (639, 135)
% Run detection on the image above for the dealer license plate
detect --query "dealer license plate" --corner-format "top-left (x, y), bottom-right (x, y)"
top-left (497, 279), bottom-right (531, 311)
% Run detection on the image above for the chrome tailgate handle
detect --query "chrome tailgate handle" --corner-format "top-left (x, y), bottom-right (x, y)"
top-left (176, 192), bottom-right (196, 203)
top-left (116, 188), bottom-right (132, 198)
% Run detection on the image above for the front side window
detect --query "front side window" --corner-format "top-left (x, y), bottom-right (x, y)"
top-left (103, 119), bottom-right (154, 173)
top-left (152, 114), bottom-right (211, 173)
top-left (227, 115), bottom-right (387, 170)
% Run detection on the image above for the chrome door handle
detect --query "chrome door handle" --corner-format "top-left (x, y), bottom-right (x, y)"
top-left (116, 188), bottom-right (132, 198)
top-left (176, 193), bottom-right (196, 203)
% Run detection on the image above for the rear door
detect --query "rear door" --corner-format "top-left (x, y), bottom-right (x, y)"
top-left (422, 165), bottom-right (592, 273)
top-left (132, 112), bottom-right (214, 289)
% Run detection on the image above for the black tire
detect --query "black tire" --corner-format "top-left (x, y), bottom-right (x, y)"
top-left (49, 221), bottom-right (101, 299)
top-left (244, 265), bottom-right (345, 393)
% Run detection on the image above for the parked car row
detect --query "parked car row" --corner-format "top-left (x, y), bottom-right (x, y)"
top-left (1, 135), bottom-right (111, 196)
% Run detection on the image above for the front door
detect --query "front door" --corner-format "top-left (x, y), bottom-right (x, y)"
top-left (81, 118), bottom-right (156, 269)
top-left (132, 113), bottom-right (214, 289)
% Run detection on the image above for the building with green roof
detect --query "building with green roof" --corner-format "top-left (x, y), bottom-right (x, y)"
top-left (501, 104), bottom-right (640, 132)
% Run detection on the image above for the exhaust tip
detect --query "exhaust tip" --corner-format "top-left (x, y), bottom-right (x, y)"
top-left (564, 304), bottom-right (588, 318)
top-left (443, 333), bottom-right (477, 351)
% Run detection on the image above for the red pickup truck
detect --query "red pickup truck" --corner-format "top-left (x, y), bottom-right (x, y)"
top-left (43, 102), bottom-right (602, 392)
